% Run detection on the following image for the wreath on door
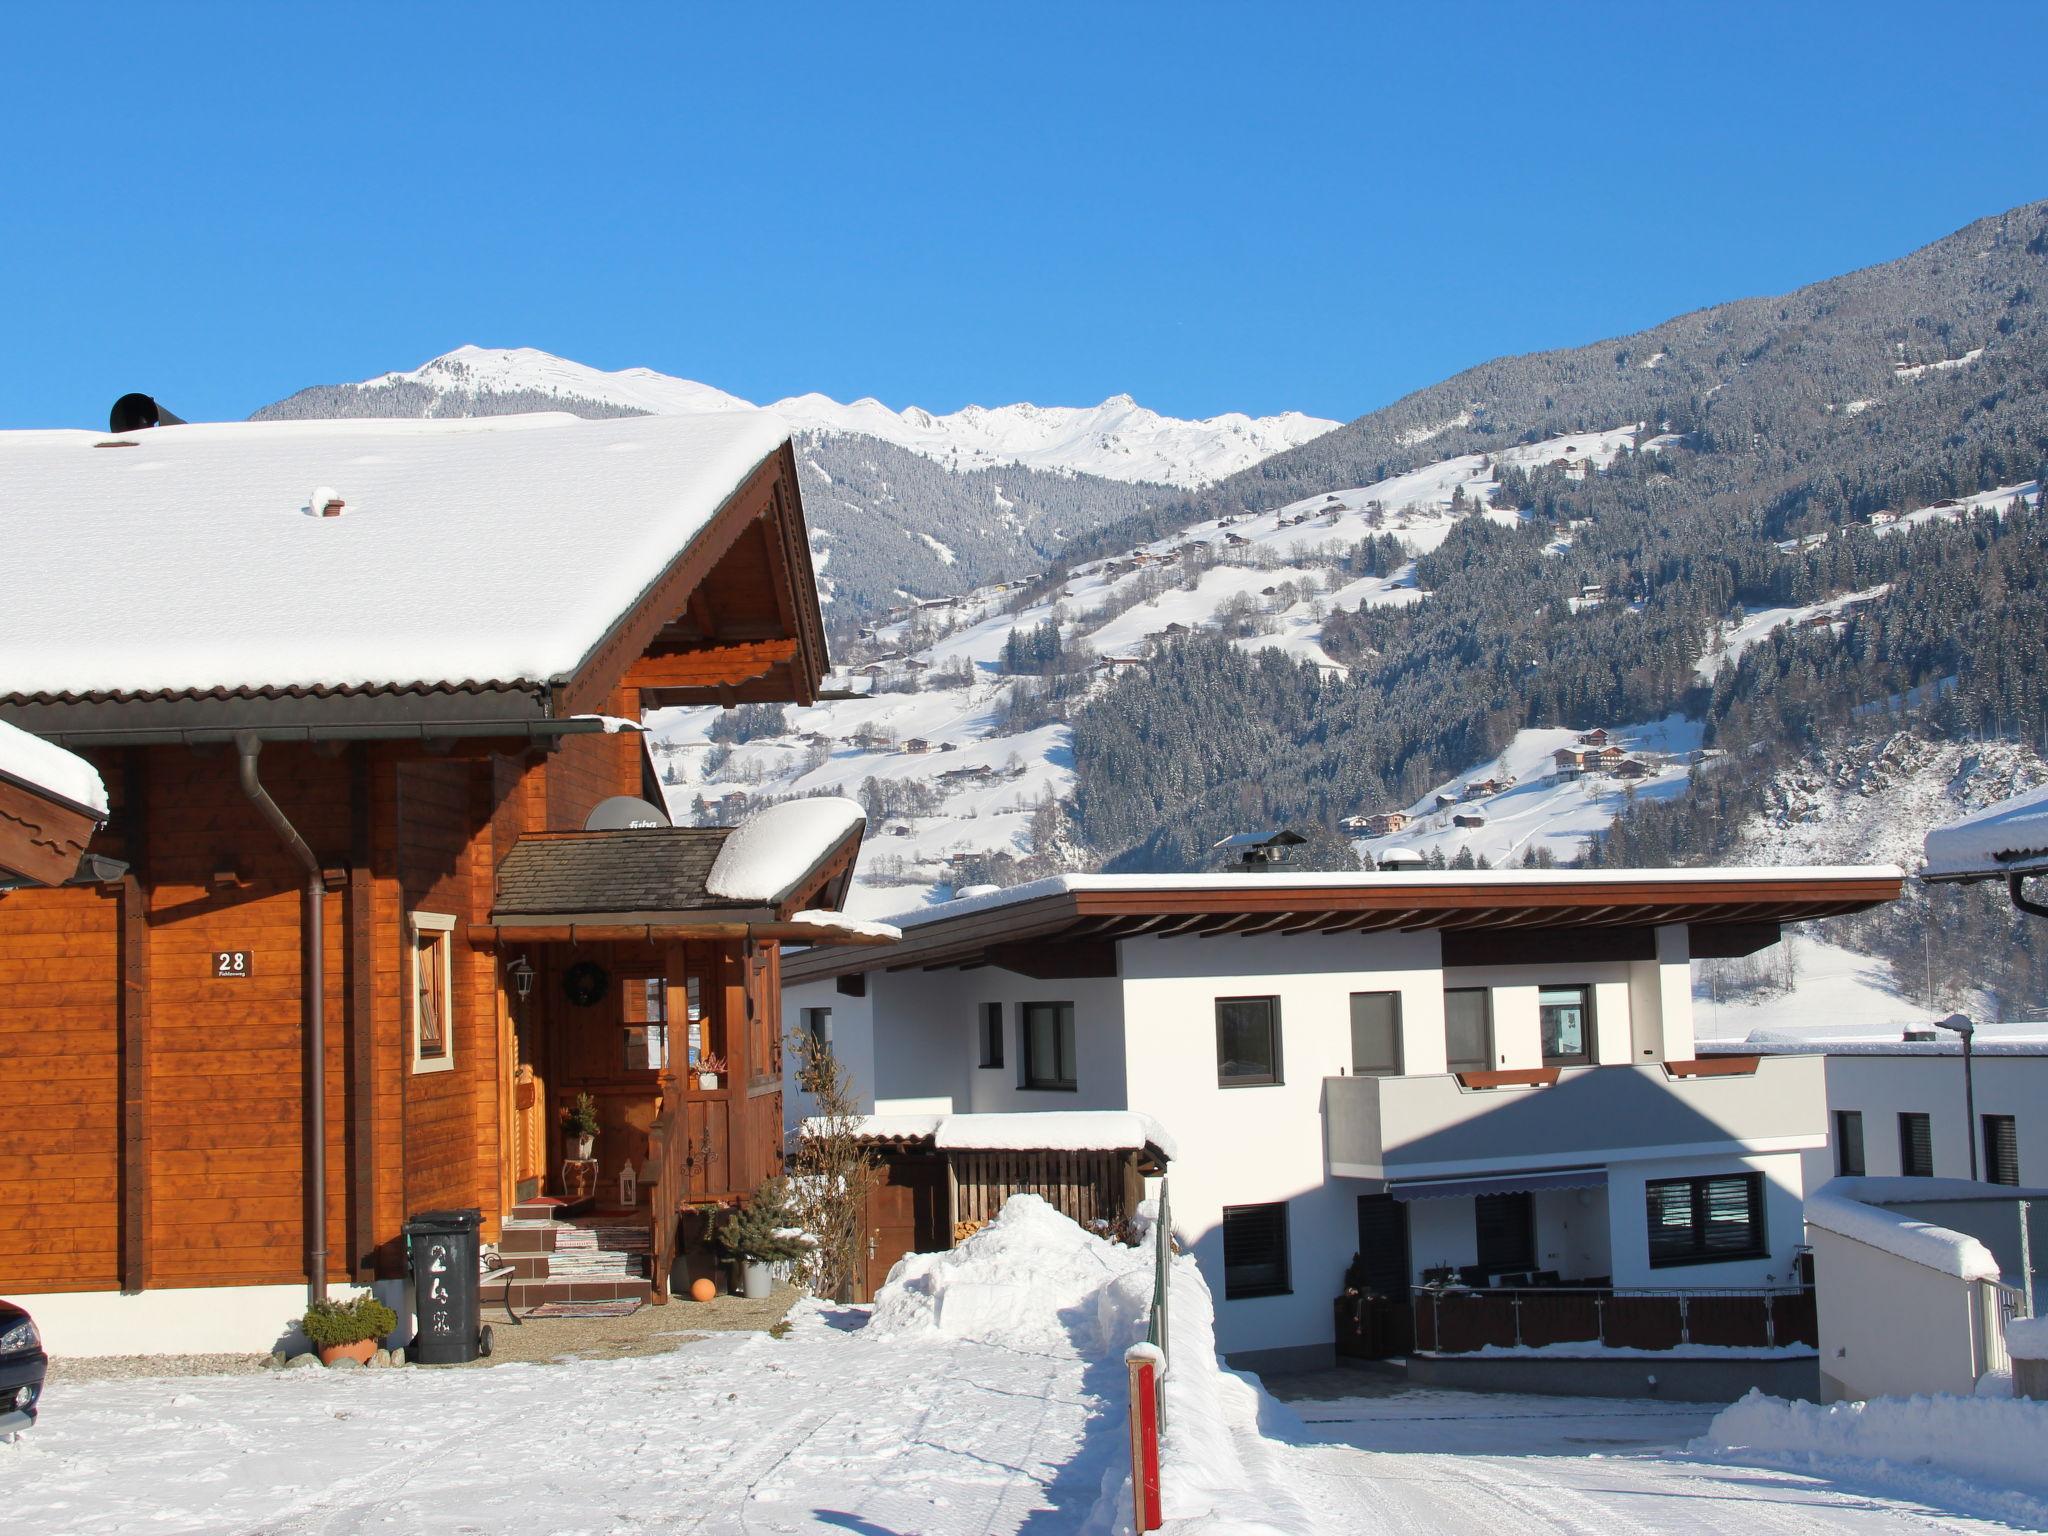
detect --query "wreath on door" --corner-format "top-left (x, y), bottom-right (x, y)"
top-left (562, 960), bottom-right (610, 1008)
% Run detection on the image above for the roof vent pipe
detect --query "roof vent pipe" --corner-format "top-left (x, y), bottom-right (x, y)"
top-left (108, 393), bottom-right (186, 433)
top-left (234, 732), bottom-right (329, 1304)
top-left (310, 486), bottom-right (346, 518)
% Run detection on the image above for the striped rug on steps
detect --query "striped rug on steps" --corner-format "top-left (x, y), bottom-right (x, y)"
top-left (549, 1223), bottom-right (650, 1278)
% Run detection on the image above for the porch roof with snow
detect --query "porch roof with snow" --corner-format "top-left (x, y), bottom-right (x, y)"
top-left (1922, 782), bottom-right (2048, 883)
top-left (0, 717), bottom-right (109, 886)
top-left (473, 798), bottom-right (884, 944)
top-left (810, 1111), bottom-right (1176, 1164)
top-left (781, 867), bottom-right (1904, 981)
top-left (0, 411), bottom-right (829, 743)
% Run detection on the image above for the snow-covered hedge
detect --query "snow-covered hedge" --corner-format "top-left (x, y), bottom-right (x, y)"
top-left (868, 1193), bottom-right (1316, 1533)
top-left (2008, 1316), bottom-right (2048, 1362)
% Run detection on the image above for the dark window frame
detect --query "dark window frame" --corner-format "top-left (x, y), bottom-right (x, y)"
top-left (1835, 1109), bottom-right (1865, 1178)
top-left (1645, 1172), bottom-right (1767, 1269)
top-left (1899, 1111), bottom-right (1934, 1178)
top-left (1222, 1201), bottom-right (1292, 1299)
top-left (1537, 983), bottom-right (1594, 1067)
top-left (1984, 1113), bottom-right (2020, 1186)
top-left (1215, 995), bottom-right (1284, 1087)
top-left (1444, 987), bottom-right (1494, 1074)
top-left (979, 1001), bottom-right (1004, 1069)
top-left (621, 973), bottom-right (669, 1073)
top-left (1349, 991), bottom-right (1404, 1077)
top-left (1019, 1000), bottom-right (1077, 1091)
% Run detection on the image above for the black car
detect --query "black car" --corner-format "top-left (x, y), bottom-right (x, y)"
top-left (0, 1301), bottom-right (45, 1435)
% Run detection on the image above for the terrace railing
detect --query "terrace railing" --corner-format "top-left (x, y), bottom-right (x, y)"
top-left (1412, 1282), bottom-right (1816, 1354)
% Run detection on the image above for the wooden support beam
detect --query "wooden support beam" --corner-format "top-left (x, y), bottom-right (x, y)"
top-left (622, 638), bottom-right (798, 691)
top-left (346, 746), bottom-right (376, 1282)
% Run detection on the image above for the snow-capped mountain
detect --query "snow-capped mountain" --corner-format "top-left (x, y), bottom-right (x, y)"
top-left (259, 346), bottom-right (1340, 490)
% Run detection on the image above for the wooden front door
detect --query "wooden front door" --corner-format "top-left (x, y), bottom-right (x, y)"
top-left (864, 1181), bottom-right (918, 1301)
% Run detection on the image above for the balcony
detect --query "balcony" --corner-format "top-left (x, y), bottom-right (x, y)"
top-left (1324, 1055), bottom-right (1826, 1184)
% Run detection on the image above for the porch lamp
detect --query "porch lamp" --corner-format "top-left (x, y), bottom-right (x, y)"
top-left (508, 954), bottom-right (537, 1004)
top-left (1930, 1012), bottom-right (1978, 1181)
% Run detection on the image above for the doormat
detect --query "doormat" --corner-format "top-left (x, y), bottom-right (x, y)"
top-left (522, 1299), bottom-right (644, 1320)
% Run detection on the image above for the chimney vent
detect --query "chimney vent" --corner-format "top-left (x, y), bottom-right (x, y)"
top-left (108, 393), bottom-right (186, 433)
top-left (311, 486), bottom-right (346, 518)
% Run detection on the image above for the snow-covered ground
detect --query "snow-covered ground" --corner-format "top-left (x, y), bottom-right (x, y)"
top-left (1692, 932), bottom-right (1931, 1042)
top-left (1353, 714), bottom-right (1704, 869)
top-left (1276, 1386), bottom-right (2040, 1532)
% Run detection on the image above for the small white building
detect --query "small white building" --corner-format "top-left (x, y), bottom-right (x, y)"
top-left (783, 866), bottom-right (1900, 1371)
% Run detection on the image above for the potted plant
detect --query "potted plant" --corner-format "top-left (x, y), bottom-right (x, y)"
top-left (715, 1178), bottom-right (810, 1299)
top-left (564, 1092), bottom-right (600, 1161)
top-left (693, 1052), bottom-right (727, 1091)
top-left (301, 1294), bottom-right (398, 1367)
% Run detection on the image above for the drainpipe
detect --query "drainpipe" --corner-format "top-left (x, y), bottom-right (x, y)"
top-left (2009, 873), bottom-right (2048, 921)
top-left (236, 733), bottom-right (328, 1302)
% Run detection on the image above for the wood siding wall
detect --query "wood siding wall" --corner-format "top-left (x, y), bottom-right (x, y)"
top-left (949, 1149), bottom-right (1135, 1232)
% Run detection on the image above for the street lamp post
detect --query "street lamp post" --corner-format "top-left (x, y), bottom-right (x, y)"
top-left (1931, 1013), bottom-right (1978, 1181)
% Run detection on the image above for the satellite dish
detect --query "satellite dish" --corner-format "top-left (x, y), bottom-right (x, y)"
top-left (585, 795), bottom-right (671, 831)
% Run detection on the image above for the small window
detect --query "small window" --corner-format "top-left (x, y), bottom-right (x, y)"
top-left (409, 913), bottom-right (456, 1075)
top-left (1350, 992), bottom-right (1403, 1076)
top-left (1216, 997), bottom-right (1282, 1087)
top-left (621, 976), bottom-right (668, 1072)
top-left (1900, 1112), bottom-right (1934, 1178)
top-left (1020, 1001), bottom-right (1076, 1091)
top-left (1222, 1202), bottom-right (1291, 1298)
top-left (1538, 985), bottom-right (1592, 1066)
top-left (801, 1006), bottom-right (832, 1053)
top-left (1985, 1114), bottom-right (2020, 1186)
top-left (1646, 1173), bottom-right (1766, 1267)
top-left (1835, 1110), bottom-right (1865, 1177)
top-left (979, 1002), bottom-right (1004, 1069)
top-left (1445, 988), bottom-right (1493, 1073)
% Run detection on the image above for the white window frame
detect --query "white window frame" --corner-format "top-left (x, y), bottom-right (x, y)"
top-left (410, 911), bottom-right (458, 1075)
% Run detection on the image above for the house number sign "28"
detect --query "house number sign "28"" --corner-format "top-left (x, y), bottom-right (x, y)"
top-left (212, 951), bottom-right (252, 979)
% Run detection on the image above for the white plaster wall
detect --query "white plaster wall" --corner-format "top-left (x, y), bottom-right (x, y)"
top-left (1439, 961), bottom-right (1651, 1068)
top-left (1809, 1226), bottom-right (1986, 1401)
top-left (1406, 1196), bottom-right (1477, 1276)
top-left (7, 1280), bottom-right (405, 1358)
top-left (1603, 1149), bottom-right (1808, 1290)
top-left (1120, 928), bottom-right (1445, 1356)
top-left (782, 978), bottom-right (877, 1124)
top-left (1820, 1053), bottom-right (2048, 1185)
top-left (1533, 1186), bottom-right (1612, 1279)
top-left (1656, 925), bottom-right (1695, 1059)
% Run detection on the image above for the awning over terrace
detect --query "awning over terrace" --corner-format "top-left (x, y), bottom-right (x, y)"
top-left (1389, 1167), bottom-right (1608, 1202)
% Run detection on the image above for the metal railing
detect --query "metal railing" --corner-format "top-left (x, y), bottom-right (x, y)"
top-left (1412, 1282), bottom-right (1816, 1354)
top-left (1146, 1176), bottom-right (1172, 1369)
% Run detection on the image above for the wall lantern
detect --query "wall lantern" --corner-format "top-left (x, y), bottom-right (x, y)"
top-left (507, 954), bottom-right (536, 1003)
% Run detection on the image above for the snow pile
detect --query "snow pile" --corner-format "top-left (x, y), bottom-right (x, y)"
top-left (704, 796), bottom-right (864, 903)
top-left (1924, 779), bottom-right (2048, 881)
top-left (869, 1194), bottom-right (1318, 1534)
top-left (786, 908), bottom-right (901, 941)
top-left (0, 717), bottom-right (106, 816)
top-left (1804, 1178), bottom-right (2002, 1280)
top-left (1702, 1389), bottom-right (2048, 1520)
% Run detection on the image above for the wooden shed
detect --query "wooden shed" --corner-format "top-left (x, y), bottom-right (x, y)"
top-left (824, 1111), bottom-right (1173, 1299)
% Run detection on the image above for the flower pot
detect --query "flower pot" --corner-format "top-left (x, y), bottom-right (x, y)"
top-left (743, 1260), bottom-right (775, 1300)
top-left (699, 1072), bottom-right (719, 1090)
top-left (318, 1338), bottom-right (377, 1367)
top-left (571, 1134), bottom-right (594, 1161)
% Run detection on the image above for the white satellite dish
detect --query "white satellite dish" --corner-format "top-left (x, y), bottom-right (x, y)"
top-left (585, 796), bottom-right (672, 832)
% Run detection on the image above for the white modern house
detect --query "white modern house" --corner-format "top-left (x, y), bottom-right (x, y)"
top-left (784, 866), bottom-right (1900, 1373)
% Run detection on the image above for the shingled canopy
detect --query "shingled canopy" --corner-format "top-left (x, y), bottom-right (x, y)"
top-left (470, 800), bottom-right (886, 946)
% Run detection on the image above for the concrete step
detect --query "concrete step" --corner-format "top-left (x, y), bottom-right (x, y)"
top-left (502, 1275), bottom-right (653, 1309)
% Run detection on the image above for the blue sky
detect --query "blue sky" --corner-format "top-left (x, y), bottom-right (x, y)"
top-left (3, 3), bottom-right (2044, 429)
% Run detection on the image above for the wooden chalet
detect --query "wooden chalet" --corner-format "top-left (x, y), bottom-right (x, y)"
top-left (0, 409), bottom-right (881, 1344)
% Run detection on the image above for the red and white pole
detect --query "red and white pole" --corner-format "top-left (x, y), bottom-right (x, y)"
top-left (1125, 1342), bottom-right (1164, 1531)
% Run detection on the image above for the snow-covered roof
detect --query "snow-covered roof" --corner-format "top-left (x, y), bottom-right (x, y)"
top-left (0, 411), bottom-right (790, 700)
top-left (1923, 781), bottom-right (2048, 882)
top-left (884, 866), bottom-right (1906, 929)
top-left (0, 717), bottom-right (107, 817)
top-left (1805, 1177), bottom-right (2008, 1281)
top-left (1706, 1025), bottom-right (2048, 1058)
top-left (816, 1111), bottom-right (1176, 1160)
top-left (705, 797), bottom-right (865, 904)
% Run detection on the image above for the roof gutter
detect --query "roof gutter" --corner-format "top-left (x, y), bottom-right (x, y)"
top-left (33, 717), bottom-right (622, 751)
top-left (235, 732), bottom-right (329, 1305)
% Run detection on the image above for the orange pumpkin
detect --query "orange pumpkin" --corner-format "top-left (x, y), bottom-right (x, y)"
top-left (689, 1277), bottom-right (717, 1303)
